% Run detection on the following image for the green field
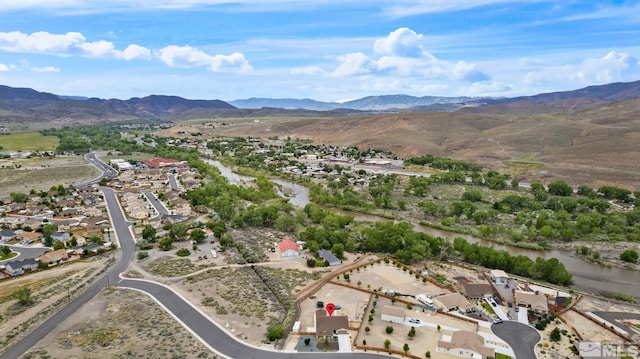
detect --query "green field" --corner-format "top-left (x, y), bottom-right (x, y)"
top-left (0, 132), bottom-right (59, 151)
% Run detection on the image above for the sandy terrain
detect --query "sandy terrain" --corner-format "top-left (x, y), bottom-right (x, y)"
top-left (0, 256), bottom-right (112, 353)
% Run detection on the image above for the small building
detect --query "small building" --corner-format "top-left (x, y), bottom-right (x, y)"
top-left (514, 290), bottom-right (548, 313)
top-left (435, 293), bottom-right (475, 313)
top-left (380, 306), bottom-right (405, 323)
top-left (459, 281), bottom-right (495, 301)
top-left (315, 310), bottom-right (349, 339)
top-left (0, 229), bottom-right (17, 242)
top-left (17, 231), bottom-right (42, 244)
top-left (278, 239), bottom-right (300, 257)
top-left (51, 232), bottom-right (71, 242)
top-left (5, 258), bottom-right (38, 276)
top-left (437, 330), bottom-right (495, 359)
top-left (39, 249), bottom-right (69, 265)
top-left (490, 269), bottom-right (509, 284)
top-left (318, 249), bottom-right (340, 266)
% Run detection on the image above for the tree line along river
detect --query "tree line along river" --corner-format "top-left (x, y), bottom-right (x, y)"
top-left (205, 159), bottom-right (640, 298)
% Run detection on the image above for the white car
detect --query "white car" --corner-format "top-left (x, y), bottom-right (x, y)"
top-left (493, 319), bottom-right (503, 324)
top-left (408, 318), bottom-right (421, 324)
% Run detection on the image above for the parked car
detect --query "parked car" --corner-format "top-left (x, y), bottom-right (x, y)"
top-left (493, 319), bottom-right (503, 324)
top-left (316, 301), bottom-right (324, 309)
top-left (408, 318), bottom-right (421, 324)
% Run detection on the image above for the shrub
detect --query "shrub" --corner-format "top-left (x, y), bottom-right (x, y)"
top-left (266, 323), bottom-right (285, 341)
top-left (176, 248), bottom-right (191, 257)
top-left (137, 251), bottom-right (149, 260)
top-left (385, 325), bottom-right (393, 334)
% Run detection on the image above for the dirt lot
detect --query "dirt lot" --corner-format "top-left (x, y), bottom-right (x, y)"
top-left (0, 256), bottom-right (112, 354)
top-left (24, 288), bottom-right (211, 359)
top-left (0, 156), bottom-right (99, 196)
top-left (561, 309), bottom-right (621, 343)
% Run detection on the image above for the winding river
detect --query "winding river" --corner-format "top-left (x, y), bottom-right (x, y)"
top-left (205, 159), bottom-right (640, 297)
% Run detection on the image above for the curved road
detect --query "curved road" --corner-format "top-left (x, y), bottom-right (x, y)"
top-left (2, 161), bottom-right (389, 359)
top-left (491, 321), bottom-right (540, 359)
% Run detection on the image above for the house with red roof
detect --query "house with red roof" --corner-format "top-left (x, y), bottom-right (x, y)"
top-left (278, 239), bottom-right (300, 257)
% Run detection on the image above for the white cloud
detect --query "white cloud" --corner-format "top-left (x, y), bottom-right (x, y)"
top-left (524, 51), bottom-right (640, 86)
top-left (383, 0), bottom-right (536, 17)
top-left (332, 52), bottom-right (376, 76)
top-left (0, 63), bottom-right (8, 71)
top-left (122, 44), bottom-right (151, 60)
top-left (31, 66), bottom-right (61, 72)
top-left (374, 27), bottom-right (426, 58)
top-left (158, 45), bottom-right (252, 72)
top-left (0, 31), bottom-right (150, 60)
top-left (290, 66), bottom-right (325, 75)
top-left (330, 27), bottom-right (490, 85)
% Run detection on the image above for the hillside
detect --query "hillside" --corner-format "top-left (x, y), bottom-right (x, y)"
top-left (208, 98), bottom-right (640, 190)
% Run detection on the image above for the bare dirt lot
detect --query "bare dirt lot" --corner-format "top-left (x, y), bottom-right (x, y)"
top-left (24, 288), bottom-right (211, 359)
top-left (0, 256), bottom-right (111, 354)
top-left (0, 156), bottom-right (100, 196)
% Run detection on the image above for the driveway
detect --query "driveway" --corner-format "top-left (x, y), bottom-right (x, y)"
top-left (491, 321), bottom-right (540, 359)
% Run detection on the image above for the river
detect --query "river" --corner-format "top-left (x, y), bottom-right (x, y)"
top-left (205, 159), bottom-right (640, 297)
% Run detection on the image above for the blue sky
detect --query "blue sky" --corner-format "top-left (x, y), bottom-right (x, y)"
top-left (0, 0), bottom-right (639, 102)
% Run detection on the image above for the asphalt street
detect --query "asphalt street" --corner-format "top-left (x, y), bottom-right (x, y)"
top-left (142, 190), bottom-right (170, 216)
top-left (167, 173), bottom-right (180, 191)
top-left (491, 321), bottom-right (540, 359)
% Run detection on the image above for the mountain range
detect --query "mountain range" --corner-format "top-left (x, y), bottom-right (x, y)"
top-left (1, 80), bottom-right (640, 124)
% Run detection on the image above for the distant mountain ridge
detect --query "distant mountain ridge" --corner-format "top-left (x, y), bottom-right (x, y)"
top-left (1, 80), bottom-right (640, 123)
top-left (229, 94), bottom-right (487, 111)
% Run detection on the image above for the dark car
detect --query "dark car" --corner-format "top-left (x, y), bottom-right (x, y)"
top-left (316, 301), bottom-right (324, 308)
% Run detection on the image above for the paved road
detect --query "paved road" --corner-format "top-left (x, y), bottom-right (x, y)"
top-left (142, 190), bottom-right (170, 216)
top-left (491, 321), bottom-right (540, 359)
top-left (77, 152), bottom-right (117, 188)
top-left (0, 246), bottom-right (49, 263)
top-left (167, 173), bottom-right (180, 191)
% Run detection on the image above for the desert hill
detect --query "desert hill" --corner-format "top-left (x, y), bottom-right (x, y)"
top-left (208, 98), bottom-right (640, 190)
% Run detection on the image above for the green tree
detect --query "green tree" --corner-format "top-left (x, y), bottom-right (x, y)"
top-left (462, 189), bottom-right (482, 202)
top-left (189, 228), bottom-right (206, 244)
top-left (12, 286), bottom-right (33, 306)
top-left (426, 351), bottom-right (431, 358)
top-left (142, 224), bottom-right (157, 242)
top-left (403, 343), bottom-right (410, 354)
top-left (170, 223), bottom-right (188, 241)
top-left (384, 339), bottom-right (391, 350)
top-left (548, 180), bottom-right (573, 196)
top-left (158, 237), bottom-right (173, 251)
top-left (620, 249), bottom-right (639, 263)
top-left (1, 246), bottom-right (11, 256)
top-left (42, 223), bottom-right (58, 238)
top-left (549, 327), bottom-right (562, 342)
top-left (331, 243), bottom-right (345, 259)
top-left (408, 326), bottom-right (416, 339)
top-left (365, 326), bottom-right (370, 334)
top-left (266, 323), bottom-right (285, 341)
top-left (53, 240), bottom-right (65, 250)
top-left (274, 214), bottom-right (297, 232)
top-left (385, 325), bottom-right (393, 334)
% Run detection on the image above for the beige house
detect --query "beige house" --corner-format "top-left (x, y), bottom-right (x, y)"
top-left (437, 330), bottom-right (495, 359)
top-left (489, 269), bottom-right (509, 284)
top-left (38, 249), bottom-right (68, 265)
top-left (514, 290), bottom-right (548, 313)
top-left (435, 293), bottom-right (475, 313)
top-left (380, 306), bottom-right (405, 323)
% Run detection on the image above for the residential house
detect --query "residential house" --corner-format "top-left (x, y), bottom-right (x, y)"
top-left (39, 249), bottom-right (69, 265)
top-left (434, 293), bottom-right (475, 313)
top-left (314, 309), bottom-right (349, 339)
top-left (278, 239), bottom-right (300, 257)
top-left (458, 280), bottom-right (495, 301)
top-left (490, 269), bottom-right (509, 284)
top-left (17, 231), bottom-right (42, 244)
top-left (437, 330), bottom-right (495, 359)
top-left (73, 243), bottom-right (103, 255)
top-left (318, 249), bottom-right (341, 266)
top-left (4, 258), bottom-right (38, 276)
top-left (514, 290), bottom-right (548, 313)
top-left (51, 232), bottom-right (71, 242)
top-left (380, 306), bottom-right (405, 324)
top-left (0, 229), bottom-right (17, 242)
